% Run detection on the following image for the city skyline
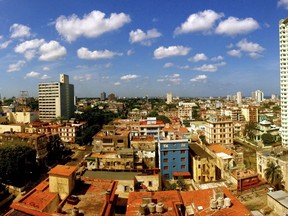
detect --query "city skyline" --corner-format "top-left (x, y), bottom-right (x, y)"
top-left (0, 0), bottom-right (287, 98)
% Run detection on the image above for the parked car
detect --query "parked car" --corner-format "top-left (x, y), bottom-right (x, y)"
top-left (67, 195), bottom-right (80, 205)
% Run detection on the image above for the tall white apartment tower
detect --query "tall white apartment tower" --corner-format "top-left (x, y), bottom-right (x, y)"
top-left (236, 91), bottom-right (242, 105)
top-left (280, 18), bottom-right (288, 146)
top-left (38, 74), bottom-right (74, 122)
top-left (166, 92), bottom-right (172, 104)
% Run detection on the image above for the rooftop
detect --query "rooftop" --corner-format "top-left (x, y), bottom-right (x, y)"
top-left (48, 165), bottom-right (77, 177)
top-left (207, 144), bottom-right (235, 156)
top-left (267, 190), bottom-right (288, 208)
top-left (189, 143), bottom-right (213, 159)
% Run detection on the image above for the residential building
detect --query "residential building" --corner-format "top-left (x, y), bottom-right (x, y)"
top-left (189, 143), bottom-right (216, 183)
top-left (280, 18), bottom-right (288, 146)
top-left (38, 74), bottom-right (74, 122)
top-left (158, 131), bottom-right (190, 180)
top-left (230, 169), bottom-right (261, 192)
top-left (267, 190), bottom-right (288, 215)
top-left (7, 111), bottom-right (39, 124)
top-left (255, 90), bottom-right (264, 102)
top-left (166, 92), bottom-right (172, 104)
top-left (92, 125), bottom-right (130, 152)
top-left (177, 101), bottom-right (196, 121)
top-left (138, 117), bottom-right (165, 137)
top-left (241, 105), bottom-right (259, 123)
top-left (100, 91), bottom-right (106, 101)
top-left (8, 165), bottom-right (118, 216)
top-left (205, 117), bottom-right (234, 147)
top-left (236, 91), bottom-right (242, 105)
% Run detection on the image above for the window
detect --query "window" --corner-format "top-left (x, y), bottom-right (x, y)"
top-left (164, 166), bottom-right (168, 170)
top-left (164, 174), bottom-right (169, 179)
top-left (163, 144), bottom-right (168, 148)
top-left (181, 157), bottom-right (185, 162)
top-left (164, 151), bottom-right (168, 156)
top-left (181, 165), bottom-right (186, 169)
top-left (164, 158), bottom-right (168, 163)
top-left (148, 181), bottom-right (152, 187)
top-left (198, 165), bottom-right (201, 169)
top-left (181, 150), bottom-right (185, 154)
top-left (124, 186), bottom-right (130, 192)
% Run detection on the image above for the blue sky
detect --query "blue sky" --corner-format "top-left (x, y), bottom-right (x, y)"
top-left (0, 0), bottom-right (287, 98)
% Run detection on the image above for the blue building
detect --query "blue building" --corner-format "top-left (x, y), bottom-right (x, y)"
top-left (158, 131), bottom-right (190, 180)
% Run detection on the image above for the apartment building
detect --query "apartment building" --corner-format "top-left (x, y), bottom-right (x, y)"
top-left (205, 117), bottom-right (234, 147)
top-left (38, 74), bottom-right (74, 122)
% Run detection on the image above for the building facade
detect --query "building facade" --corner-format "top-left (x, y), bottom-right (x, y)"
top-left (38, 74), bottom-right (74, 122)
top-left (280, 18), bottom-right (288, 146)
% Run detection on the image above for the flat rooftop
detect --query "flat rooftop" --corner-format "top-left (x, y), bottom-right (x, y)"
top-left (189, 143), bottom-right (213, 159)
top-left (83, 170), bottom-right (142, 180)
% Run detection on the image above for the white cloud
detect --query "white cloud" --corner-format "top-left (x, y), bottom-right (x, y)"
top-left (120, 74), bottom-right (140, 80)
top-left (157, 73), bottom-right (181, 84)
top-left (190, 75), bottom-right (207, 82)
top-left (193, 62), bottom-right (225, 72)
top-left (77, 47), bottom-right (122, 60)
top-left (236, 39), bottom-right (265, 53)
top-left (114, 81), bottom-right (121, 86)
top-left (248, 52), bottom-right (263, 59)
top-left (42, 66), bottom-right (50, 71)
top-left (227, 49), bottom-right (242, 57)
top-left (215, 17), bottom-right (259, 36)
top-left (55, 10), bottom-right (131, 42)
top-left (10, 24), bottom-right (31, 38)
top-left (25, 71), bottom-right (40, 78)
top-left (0, 40), bottom-right (12, 49)
top-left (14, 39), bottom-right (45, 60)
top-left (174, 10), bottom-right (223, 35)
top-left (154, 45), bottom-right (191, 59)
top-left (39, 41), bottom-right (67, 61)
top-left (163, 62), bottom-right (174, 68)
top-left (7, 60), bottom-right (26, 72)
top-left (211, 55), bottom-right (224, 61)
top-left (127, 49), bottom-right (134, 56)
top-left (73, 74), bottom-right (93, 81)
top-left (189, 53), bottom-right (208, 62)
top-left (40, 74), bottom-right (51, 80)
top-left (129, 28), bottom-right (161, 46)
top-left (278, 0), bottom-right (288, 8)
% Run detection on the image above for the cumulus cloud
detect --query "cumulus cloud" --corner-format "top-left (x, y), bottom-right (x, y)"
top-left (236, 39), bottom-right (265, 53)
top-left (129, 28), bottom-right (161, 46)
top-left (278, 0), bottom-right (288, 8)
top-left (42, 66), bottom-right (50, 71)
top-left (190, 74), bottom-right (207, 82)
top-left (55, 10), bottom-right (131, 42)
top-left (7, 60), bottom-right (26, 72)
top-left (0, 40), bottom-right (12, 49)
top-left (14, 39), bottom-right (45, 60)
top-left (77, 47), bottom-right (122, 60)
top-left (154, 45), bottom-right (191, 59)
top-left (193, 62), bottom-right (225, 72)
top-left (39, 41), bottom-right (67, 61)
top-left (211, 55), bottom-right (224, 61)
top-left (215, 17), bottom-right (259, 36)
top-left (227, 49), bottom-right (242, 57)
top-left (157, 73), bottom-right (181, 84)
top-left (227, 39), bottom-right (264, 58)
top-left (73, 74), bottom-right (93, 81)
top-left (127, 49), bottom-right (134, 56)
top-left (114, 81), bottom-right (121, 86)
top-left (40, 74), bottom-right (51, 80)
top-left (163, 62), bottom-right (174, 68)
top-left (120, 74), bottom-right (140, 80)
top-left (25, 71), bottom-right (40, 78)
top-left (189, 53), bottom-right (208, 62)
top-left (174, 10), bottom-right (223, 35)
top-left (10, 23), bottom-right (31, 38)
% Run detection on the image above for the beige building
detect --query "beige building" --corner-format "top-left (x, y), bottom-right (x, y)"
top-left (7, 111), bottom-right (39, 124)
top-left (205, 117), bottom-right (234, 147)
top-left (0, 124), bottom-right (25, 133)
top-left (241, 106), bottom-right (258, 123)
top-left (189, 144), bottom-right (216, 183)
top-left (48, 165), bottom-right (77, 199)
top-left (267, 190), bottom-right (288, 215)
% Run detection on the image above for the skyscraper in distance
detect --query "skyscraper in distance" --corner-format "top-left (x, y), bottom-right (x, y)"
top-left (280, 18), bottom-right (288, 146)
top-left (38, 74), bottom-right (74, 122)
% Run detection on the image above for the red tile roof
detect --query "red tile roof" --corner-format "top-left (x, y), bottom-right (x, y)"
top-left (181, 187), bottom-right (251, 216)
top-left (48, 165), bottom-right (77, 177)
top-left (207, 144), bottom-right (235, 156)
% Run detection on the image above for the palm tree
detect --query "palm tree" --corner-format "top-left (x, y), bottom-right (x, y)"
top-left (264, 161), bottom-right (283, 190)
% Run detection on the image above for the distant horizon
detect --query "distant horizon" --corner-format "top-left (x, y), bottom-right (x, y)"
top-left (0, 0), bottom-right (286, 98)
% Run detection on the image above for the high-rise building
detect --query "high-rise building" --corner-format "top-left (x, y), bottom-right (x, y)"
top-left (38, 74), bottom-right (74, 121)
top-left (236, 91), bottom-right (242, 105)
top-left (100, 92), bottom-right (106, 101)
top-left (255, 90), bottom-right (264, 102)
top-left (280, 18), bottom-right (288, 145)
top-left (166, 92), bottom-right (172, 104)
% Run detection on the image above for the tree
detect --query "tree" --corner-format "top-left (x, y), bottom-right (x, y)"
top-left (176, 176), bottom-right (186, 191)
top-left (264, 161), bottom-right (283, 190)
top-left (261, 133), bottom-right (275, 145)
top-left (0, 144), bottom-right (37, 186)
top-left (243, 121), bottom-right (257, 140)
top-left (157, 115), bottom-right (171, 124)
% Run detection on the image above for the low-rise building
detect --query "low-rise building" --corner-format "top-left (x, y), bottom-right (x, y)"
top-left (267, 190), bottom-right (288, 215)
